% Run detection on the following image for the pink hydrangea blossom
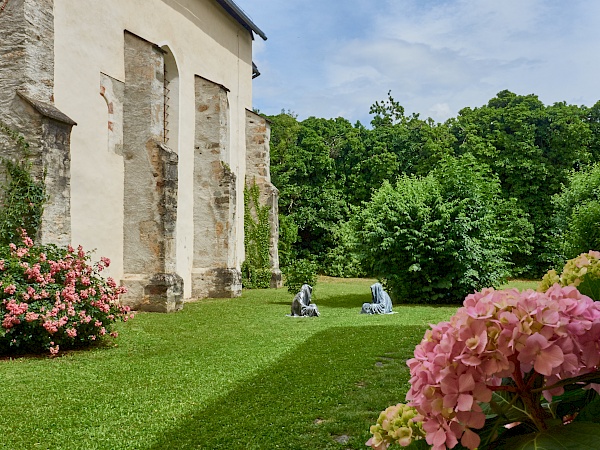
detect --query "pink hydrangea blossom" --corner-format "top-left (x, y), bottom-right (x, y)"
top-left (43, 320), bottom-right (59, 334)
top-left (5, 299), bottom-right (28, 315)
top-left (405, 285), bottom-right (600, 450)
top-left (25, 311), bottom-right (39, 322)
top-left (2, 314), bottom-right (20, 329)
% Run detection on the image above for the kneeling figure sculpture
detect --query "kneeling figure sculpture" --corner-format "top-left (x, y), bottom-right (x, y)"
top-left (290, 284), bottom-right (320, 317)
top-left (361, 282), bottom-right (393, 314)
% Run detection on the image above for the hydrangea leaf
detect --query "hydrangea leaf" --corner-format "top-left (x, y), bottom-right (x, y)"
top-left (496, 422), bottom-right (600, 449)
top-left (577, 277), bottom-right (600, 301)
top-left (575, 394), bottom-right (600, 423)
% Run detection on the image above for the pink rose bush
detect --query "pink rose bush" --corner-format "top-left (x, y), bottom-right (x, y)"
top-left (368, 285), bottom-right (600, 449)
top-left (0, 231), bottom-right (131, 356)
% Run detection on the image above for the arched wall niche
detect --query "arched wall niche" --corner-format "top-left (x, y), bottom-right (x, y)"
top-left (159, 44), bottom-right (180, 155)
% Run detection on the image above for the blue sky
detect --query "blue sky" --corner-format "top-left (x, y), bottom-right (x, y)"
top-left (234, 0), bottom-right (600, 125)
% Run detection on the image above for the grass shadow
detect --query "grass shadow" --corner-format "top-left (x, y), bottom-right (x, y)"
top-left (148, 324), bottom-right (426, 450)
top-left (268, 294), bottom-right (371, 310)
top-left (316, 293), bottom-right (372, 309)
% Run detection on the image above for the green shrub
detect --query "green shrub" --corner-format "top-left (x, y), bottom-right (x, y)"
top-left (284, 258), bottom-right (317, 294)
top-left (322, 219), bottom-right (366, 278)
top-left (353, 155), bottom-right (529, 303)
top-left (566, 201), bottom-right (600, 257)
top-left (0, 122), bottom-right (46, 245)
top-left (240, 261), bottom-right (272, 289)
top-left (0, 233), bottom-right (131, 356)
top-left (277, 213), bottom-right (298, 269)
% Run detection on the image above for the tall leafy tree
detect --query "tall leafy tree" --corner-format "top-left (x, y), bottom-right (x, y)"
top-left (267, 91), bottom-right (598, 279)
top-left (268, 113), bottom-right (349, 264)
top-left (586, 100), bottom-right (600, 163)
top-left (343, 92), bottom-right (455, 206)
top-left (552, 163), bottom-right (600, 262)
top-left (449, 90), bottom-right (592, 275)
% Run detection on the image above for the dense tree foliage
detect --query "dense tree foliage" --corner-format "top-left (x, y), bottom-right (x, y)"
top-left (268, 113), bottom-right (349, 264)
top-left (552, 163), bottom-right (600, 262)
top-left (448, 90), bottom-right (592, 274)
top-left (266, 90), bottom-right (600, 299)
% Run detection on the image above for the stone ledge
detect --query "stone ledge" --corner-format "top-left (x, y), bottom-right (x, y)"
top-left (17, 90), bottom-right (77, 125)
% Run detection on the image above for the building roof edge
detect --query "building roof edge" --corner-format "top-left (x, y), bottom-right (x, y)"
top-left (215, 0), bottom-right (267, 41)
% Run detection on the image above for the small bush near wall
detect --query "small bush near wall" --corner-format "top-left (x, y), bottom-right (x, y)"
top-left (241, 261), bottom-right (272, 290)
top-left (284, 258), bottom-right (317, 294)
top-left (0, 232), bottom-right (131, 356)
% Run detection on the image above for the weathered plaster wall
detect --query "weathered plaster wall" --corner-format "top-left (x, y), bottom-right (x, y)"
top-left (119, 32), bottom-right (182, 312)
top-left (52, 0), bottom-right (255, 299)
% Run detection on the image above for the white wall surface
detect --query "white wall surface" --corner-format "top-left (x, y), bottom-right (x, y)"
top-left (53, 0), bottom-right (254, 297)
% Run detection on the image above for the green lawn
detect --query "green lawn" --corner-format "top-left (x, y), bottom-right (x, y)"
top-left (499, 278), bottom-right (539, 291)
top-left (0, 278), bottom-right (535, 449)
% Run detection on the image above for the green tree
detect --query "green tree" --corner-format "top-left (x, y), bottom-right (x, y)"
top-left (267, 113), bottom-right (348, 266)
top-left (449, 90), bottom-right (592, 275)
top-left (552, 163), bottom-right (600, 262)
top-left (342, 92), bottom-right (455, 207)
top-left (586, 100), bottom-right (600, 163)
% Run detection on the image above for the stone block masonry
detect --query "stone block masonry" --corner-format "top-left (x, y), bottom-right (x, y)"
top-left (1, 0), bottom-right (279, 310)
top-left (0, 0), bottom-right (73, 246)
top-left (245, 110), bottom-right (282, 288)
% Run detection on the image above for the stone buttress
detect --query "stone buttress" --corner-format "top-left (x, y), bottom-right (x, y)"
top-left (244, 110), bottom-right (282, 288)
top-left (0, 0), bottom-right (74, 246)
top-left (120, 31), bottom-right (183, 312)
top-left (191, 76), bottom-right (242, 298)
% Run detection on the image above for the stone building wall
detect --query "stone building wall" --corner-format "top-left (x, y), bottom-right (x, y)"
top-left (191, 76), bottom-right (241, 298)
top-left (120, 32), bottom-right (183, 312)
top-left (0, 0), bottom-right (277, 310)
top-left (0, 0), bottom-right (73, 246)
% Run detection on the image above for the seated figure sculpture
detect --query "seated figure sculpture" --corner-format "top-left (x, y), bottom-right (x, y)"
top-left (361, 282), bottom-right (393, 314)
top-left (290, 284), bottom-right (320, 317)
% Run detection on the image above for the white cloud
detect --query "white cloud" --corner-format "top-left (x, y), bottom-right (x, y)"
top-left (428, 102), bottom-right (452, 120)
top-left (237, 0), bottom-right (600, 124)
